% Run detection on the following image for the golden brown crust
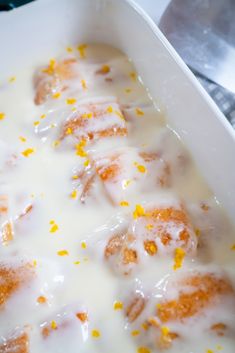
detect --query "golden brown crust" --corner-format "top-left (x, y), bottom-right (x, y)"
top-left (144, 240), bottom-right (158, 256)
top-left (139, 152), bottom-right (159, 162)
top-left (122, 248), bottom-right (138, 265)
top-left (157, 162), bottom-right (171, 187)
top-left (60, 103), bottom-right (127, 141)
top-left (0, 195), bottom-right (8, 214)
top-left (41, 327), bottom-right (51, 339)
top-left (158, 330), bottom-right (179, 350)
top-left (211, 322), bottom-right (227, 336)
top-left (34, 58), bottom-right (78, 105)
top-left (144, 206), bottom-right (193, 251)
top-left (76, 312), bottom-right (88, 323)
top-left (200, 202), bottom-right (209, 211)
top-left (80, 173), bottom-right (96, 203)
top-left (1, 221), bottom-right (14, 246)
top-left (0, 332), bottom-right (29, 353)
top-left (126, 294), bottom-right (145, 323)
top-left (97, 163), bottom-right (120, 182)
top-left (34, 78), bottom-right (57, 105)
top-left (157, 274), bottom-right (234, 323)
top-left (146, 207), bottom-right (188, 225)
top-left (0, 263), bottom-right (34, 307)
top-left (61, 122), bottom-right (127, 141)
top-left (95, 65), bottom-right (111, 75)
top-left (18, 204), bottom-right (33, 219)
top-left (104, 233), bottom-right (125, 259)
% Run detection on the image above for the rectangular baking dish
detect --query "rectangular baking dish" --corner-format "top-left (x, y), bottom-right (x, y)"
top-left (0, 0), bottom-right (235, 221)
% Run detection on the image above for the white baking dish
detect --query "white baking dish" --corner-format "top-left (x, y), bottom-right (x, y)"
top-left (0, 0), bottom-right (235, 221)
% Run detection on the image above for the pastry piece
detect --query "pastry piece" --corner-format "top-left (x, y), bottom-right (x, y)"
top-left (1, 221), bottom-right (14, 246)
top-left (71, 163), bottom-right (96, 204)
top-left (0, 332), bottom-right (29, 353)
top-left (34, 58), bottom-right (79, 105)
top-left (95, 147), bottom-right (170, 204)
top-left (0, 197), bottom-right (33, 246)
top-left (0, 195), bottom-right (8, 215)
top-left (103, 201), bottom-right (197, 275)
top-left (40, 305), bottom-right (88, 352)
top-left (124, 271), bottom-right (235, 350)
top-left (60, 100), bottom-right (127, 143)
top-left (0, 261), bottom-right (34, 307)
top-left (156, 273), bottom-right (233, 322)
top-left (73, 146), bottom-right (171, 204)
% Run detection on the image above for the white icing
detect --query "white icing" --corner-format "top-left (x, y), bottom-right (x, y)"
top-left (0, 43), bottom-right (234, 353)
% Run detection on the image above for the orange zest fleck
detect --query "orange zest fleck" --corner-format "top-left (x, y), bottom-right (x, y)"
top-left (161, 326), bottom-right (170, 336)
top-left (83, 159), bottom-right (90, 167)
top-left (52, 92), bottom-right (61, 99)
top-left (40, 114), bottom-right (46, 119)
top-left (131, 330), bottom-right (140, 336)
top-left (114, 110), bottom-right (125, 120)
top-left (75, 140), bottom-right (87, 157)
top-left (144, 240), bottom-right (158, 256)
top-left (42, 58), bottom-right (56, 75)
top-left (66, 46), bottom-right (73, 53)
top-left (66, 98), bottom-right (77, 105)
top-left (135, 108), bottom-right (144, 116)
top-left (0, 113), bottom-right (5, 120)
top-left (76, 312), bottom-right (88, 322)
top-left (230, 244), bottom-right (235, 250)
top-left (119, 201), bottom-right (129, 207)
top-left (137, 347), bottom-right (151, 353)
top-left (9, 76), bottom-right (16, 83)
top-left (100, 64), bottom-right (110, 74)
top-left (133, 204), bottom-right (146, 219)
top-left (34, 121), bottom-right (40, 126)
top-left (77, 44), bottom-right (87, 58)
top-left (52, 140), bottom-right (60, 147)
top-left (141, 322), bottom-right (149, 330)
top-left (113, 301), bottom-right (123, 310)
top-left (50, 223), bottom-right (59, 233)
top-left (123, 179), bottom-right (132, 188)
top-left (21, 148), bottom-right (35, 157)
top-left (70, 190), bottom-right (77, 199)
top-left (37, 295), bottom-right (47, 304)
top-left (72, 175), bottom-right (79, 180)
top-left (81, 79), bottom-right (87, 90)
top-left (106, 105), bottom-right (113, 113)
top-left (136, 164), bottom-right (146, 173)
top-left (81, 241), bottom-right (87, 249)
top-left (51, 320), bottom-right (57, 330)
top-left (82, 112), bottom-right (93, 119)
top-left (173, 247), bottom-right (185, 270)
top-left (145, 224), bottom-right (154, 230)
top-left (19, 136), bottom-right (26, 142)
top-left (91, 329), bottom-right (100, 338)
top-left (66, 127), bottom-right (73, 135)
top-left (125, 88), bottom-right (132, 93)
top-left (57, 250), bottom-right (69, 256)
top-left (129, 72), bottom-right (137, 81)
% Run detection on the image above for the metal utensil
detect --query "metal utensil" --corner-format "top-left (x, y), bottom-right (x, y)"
top-left (159, 0), bottom-right (235, 94)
